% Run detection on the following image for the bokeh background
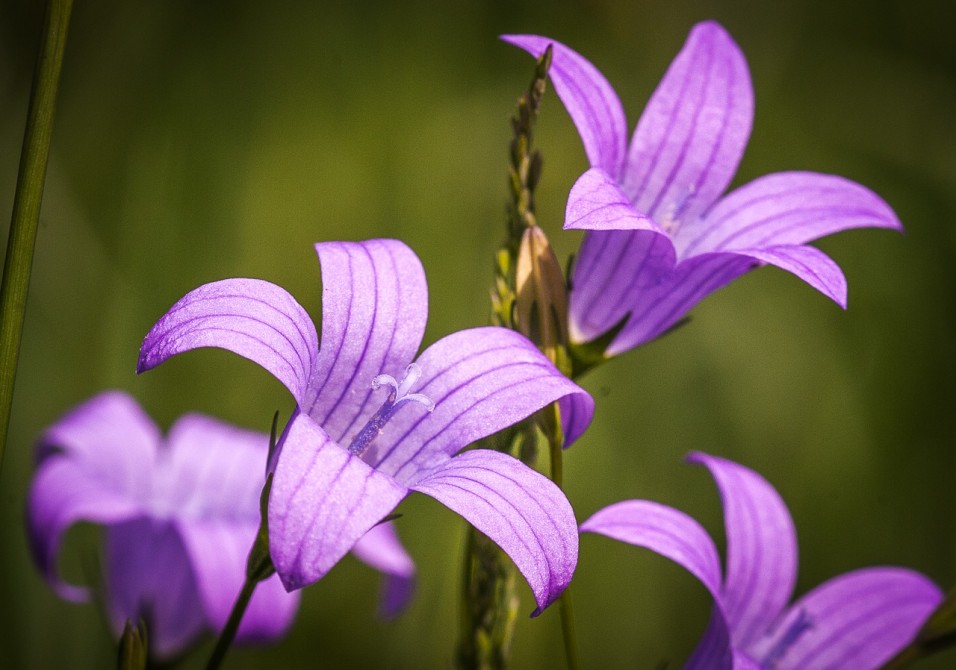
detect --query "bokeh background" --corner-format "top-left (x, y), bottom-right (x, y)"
top-left (2, 0), bottom-right (955, 667)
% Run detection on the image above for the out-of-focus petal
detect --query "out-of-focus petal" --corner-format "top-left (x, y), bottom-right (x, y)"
top-left (735, 244), bottom-right (847, 308)
top-left (104, 518), bottom-right (207, 660)
top-left (575, 250), bottom-right (751, 355)
top-left (268, 413), bottom-right (407, 591)
top-left (689, 452), bottom-right (797, 650)
top-left (370, 327), bottom-right (593, 483)
top-left (28, 460), bottom-right (146, 602)
top-left (159, 414), bottom-right (267, 519)
top-left (501, 34), bottom-right (627, 178)
top-left (564, 168), bottom-right (661, 233)
top-left (137, 278), bottom-right (318, 407)
top-left (684, 608), bottom-right (736, 670)
top-left (35, 391), bottom-right (159, 476)
top-left (568, 230), bottom-right (677, 349)
top-left (411, 449), bottom-right (577, 615)
top-left (305, 240), bottom-right (428, 444)
top-left (623, 21), bottom-right (753, 225)
top-left (580, 500), bottom-right (723, 601)
top-left (27, 392), bottom-right (158, 601)
top-left (174, 520), bottom-right (299, 643)
top-left (677, 172), bottom-right (902, 258)
top-left (748, 567), bottom-right (942, 670)
top-left (351, 522), bottom-right (416, 618)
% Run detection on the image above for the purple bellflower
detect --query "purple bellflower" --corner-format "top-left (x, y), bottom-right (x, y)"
top-left (504, 22), bottom-right (901, 356)
top-left (138, 238), bottom-right (594, 615)
top-left (581, 452), bottom-right (941, 669)
top-left (26, 391), bottom-right (302, 659)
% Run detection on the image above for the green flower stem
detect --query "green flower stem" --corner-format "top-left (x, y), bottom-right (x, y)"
top-left (206, 472), bottom-right (276, 670)
top-left (0, 0), bottom-right (74, 472)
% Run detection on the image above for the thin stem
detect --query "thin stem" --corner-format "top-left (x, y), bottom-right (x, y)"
top-left (548, 413), bottom-right (578, 670)
top-left (0, 0), bottom-right (74, 472)
top-left (204, 570), bottom-right (261, 670)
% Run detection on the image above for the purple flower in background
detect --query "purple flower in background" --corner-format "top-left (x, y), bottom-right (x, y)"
top-left (581, 452), bottom-right (941, 669)
top-left (138, 238), bottom-right (594, 614)
top-left (26, 391), bottom-right (302, 659)
top-left (504, 22), bottom-right (901, 356)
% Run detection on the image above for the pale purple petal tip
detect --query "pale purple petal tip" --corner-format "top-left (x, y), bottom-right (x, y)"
top-left (412, 449), bottom-right (578, 615)
top-left (501, 34), bottom-right (628, 177)
top-left (623, 20), bottom-right (753, 224)
top-left (739, 244), bottom-right (848, 308)
top-left (565, 168), bottom-right (663, 233)
top-left (581, 499), bottom-right (723, 602)
top-left (688, 451), bottom-right (797, 649)
top-left (137, 278), bottom-right (319, 406)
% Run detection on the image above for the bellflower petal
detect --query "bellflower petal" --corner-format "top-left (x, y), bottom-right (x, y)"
top-left (684, 609), bottom-right (735, 670)
top-left (142, 239), bottom-right (592, 608)
top-left (501, 34), bottom-right (628, 178)
top-left (371, 326), bottom-right (594, 483)
top-left (750, 568), bottom-right (942, 670)
top-left (622, 21), bottom-right (752, 224)
top-left (584, 452), bottom-right (939, 668)
top-left (411, 449), bottom-right (578, 615)
top-left (27, 392), bottom-right (158, 601)
top-left (511, 22), bottom-right (899, 356)
top-left (306, 240), bottom-right (428, 443)
top-left (581, 499), bottom-right (723, 601)
top-left (104, 518), bottom-right (207, 659)
top-left (688, 451), bottom-right (797, 650)
top-left (564, 167), bottom-right (662, 232)
top-left (568, 230), bottom-right (678, 347)
top-left (138, 278), bottom-right (319, 406)
top-left (677, 172), bottom-right (903, 257)
top-left (268, 412), bottom-right (408, 591)
top-left (351, 522), bottom-right (416, 618)
top-left (735, 244), bottom-right (847, 307)
top-left (26, 392), bottom-right (303, 660)
top-left (597, 252), bottom-right (755, 355)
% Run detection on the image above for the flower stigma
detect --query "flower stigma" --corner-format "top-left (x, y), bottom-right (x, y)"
top-left (347, 363), bottom-right (435, 458)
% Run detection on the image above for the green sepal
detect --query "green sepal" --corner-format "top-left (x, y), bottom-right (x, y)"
top-left (117, 619), bottom-right (148, 670)
top-left (567, 312), bottom-right (630, 378)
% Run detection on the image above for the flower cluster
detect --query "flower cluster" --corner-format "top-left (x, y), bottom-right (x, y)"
top-left (21, 18), bottom-right (941, 670)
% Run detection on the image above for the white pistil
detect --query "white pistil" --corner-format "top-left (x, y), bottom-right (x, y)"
top-left (347, 363), bottom-right (435, 457)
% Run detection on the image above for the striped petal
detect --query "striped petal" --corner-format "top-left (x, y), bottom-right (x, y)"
top-left (622, 21), bottom-right (753, 226)
top-left (502, 34), bottom-right (628, 178)
top-left (369, 327), bottom-right (593, 484)
top-left (689, 452), bottom-right (797, 650)
top-left (351, 522), bottom-right (417, 618)
top-left (138, 278), bottom-right (319, 406)
top-left (676, 172), bottom-right (903, 259)
top-left (268, 412), bottom-right (408, 591)
top-left (568, 229), bottom-right (677, 348)
top-left (411, 449), bottom-right (578, 615)
top-left (749, 567), bottom-right (941, 670)
top-left (564, 168), bottom-right (663, 233)
top-left (575, 250), bottom-right (753, 355)
top-left (304, 239), bottom-right (428, 444)
top-left (737, 244), bottom-right (847, 308)
top-left (26, 392), bottom-right (158, 601)
top-left (581, 500), bottom-right (723, 602)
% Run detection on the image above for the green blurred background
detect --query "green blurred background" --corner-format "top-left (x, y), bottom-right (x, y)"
top-left (2, 0), bottom-right (954, 667)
